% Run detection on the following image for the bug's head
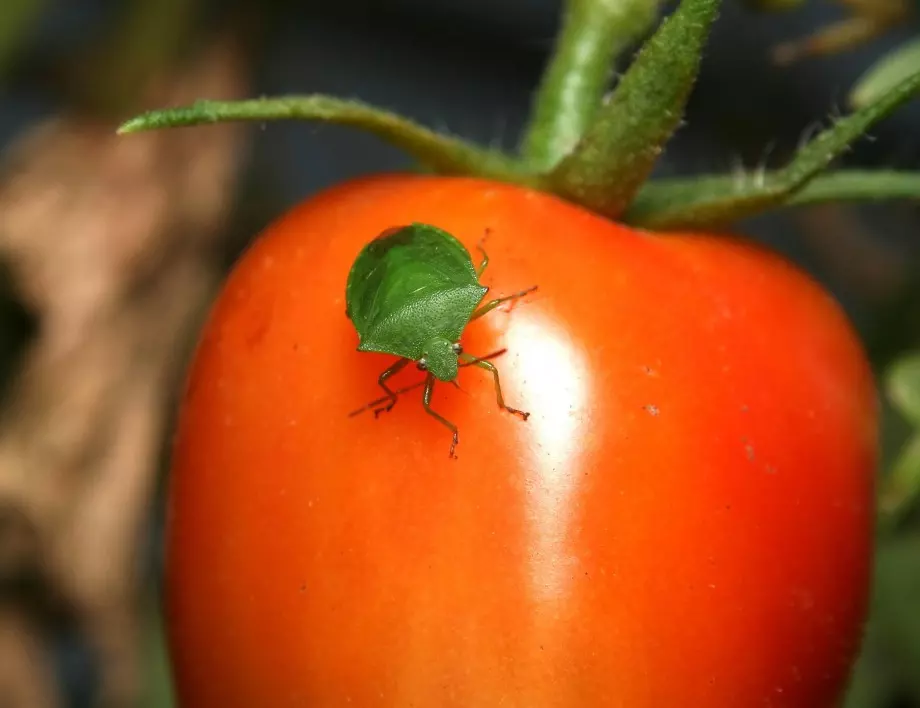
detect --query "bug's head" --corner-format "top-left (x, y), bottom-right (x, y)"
top-left (418, 338), bottom-right (460, 382)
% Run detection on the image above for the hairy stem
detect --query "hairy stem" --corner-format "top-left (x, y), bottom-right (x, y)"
top-left (118, 96), bottom-right (532, 182)
top-left (519, 0), bottom-right (661, 171)
top-left (545, 0), bottom-right (721, 219)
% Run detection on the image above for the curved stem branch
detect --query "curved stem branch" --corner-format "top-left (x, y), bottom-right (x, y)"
top-left (623, 69), bottom-right (920, 229)
top-left (626, 170), bottom-right (920, 229)
top-left (786, 170), bottom-right (920, 205)
top-left (118, 96), bottom-right (531, 182)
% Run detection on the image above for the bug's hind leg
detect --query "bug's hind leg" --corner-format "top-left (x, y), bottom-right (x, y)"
top-left (470, 285), bottom-right (538, 322)
top-left (475, 229), bottom-right (491, 277)
top-left (460, 354), bottom-right (530, 421)
top-left (421, 374), bottom-right (459, 458)
top-left (370, 357), bottom-right (410, 417)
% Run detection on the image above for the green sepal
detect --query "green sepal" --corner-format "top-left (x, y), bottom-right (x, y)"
top-left (851, 37), bottom-right (920, 109)
top-left (622, 69), bottom-right (920, 229)
top-left (544, 0), bottom-right (722, 220)
top-left (519, 0), bottom-right (662, 171)
top-left (117, 95), bottom-right (530, 183)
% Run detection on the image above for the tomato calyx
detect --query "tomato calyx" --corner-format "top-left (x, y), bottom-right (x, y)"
top-left (115, 0), bottom-right (920, 231)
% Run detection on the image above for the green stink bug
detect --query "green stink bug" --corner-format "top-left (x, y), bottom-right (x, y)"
top-left (346, 223), bottom-right (537, 457)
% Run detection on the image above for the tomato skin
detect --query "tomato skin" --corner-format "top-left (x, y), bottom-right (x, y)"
top-left (165, 175), bottom-right (876, 707)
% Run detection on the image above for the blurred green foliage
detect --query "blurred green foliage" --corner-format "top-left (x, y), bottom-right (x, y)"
top-left (853, 39), bottom-right (920, 108)
top-left (142, 599), bottom-right (175, 708)
top-left (0, 0), bottom-right (45, 77)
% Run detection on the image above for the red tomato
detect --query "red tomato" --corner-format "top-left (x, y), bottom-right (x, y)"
top-left (165, 175), bottom-right (877, 707)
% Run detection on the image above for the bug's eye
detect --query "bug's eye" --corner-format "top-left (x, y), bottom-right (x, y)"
top-left (452, 342), bottom-right (463, 355)
top-left (417, 358), bottom-right (428, 371)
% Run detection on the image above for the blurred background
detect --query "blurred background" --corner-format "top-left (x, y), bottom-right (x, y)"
top-left (0, 0), bottom-right (918, 706)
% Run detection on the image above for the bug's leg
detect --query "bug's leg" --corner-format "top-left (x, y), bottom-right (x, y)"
top-left (460, 354), bottom-right (530, 421)
top-left (370, 358), bottom-right (411, 417)
top-left (354, 352), bottom-right (502, 414)
top-left (469, 285), bottom-right (538, 322)
top-left (475, 231), bottom-right (491, 277)
top-left (421, 373), bottom-right (459, 458)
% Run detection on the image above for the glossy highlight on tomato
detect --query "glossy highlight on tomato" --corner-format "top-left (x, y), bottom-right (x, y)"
top-left (165, 175), bottom-right (877, 707)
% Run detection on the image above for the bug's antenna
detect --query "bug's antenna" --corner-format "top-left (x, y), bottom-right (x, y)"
top-left (460, 348), bottom-right (508, 366)
top-left (347, 379), bottom-right (427, 417)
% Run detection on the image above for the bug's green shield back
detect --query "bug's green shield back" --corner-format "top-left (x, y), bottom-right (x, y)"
top-left (345, 223), bottom-right (480, 338)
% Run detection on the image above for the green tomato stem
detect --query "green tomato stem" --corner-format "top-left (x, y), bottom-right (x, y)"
top-left (623, 69), bottom-right (920, 229)
top-left (518, 0), bottom-right (661, 171)
top-left (543, 0), bottom-right (722, 220)
top-left (625, 170), bottom-right (920, 229)
top-left (786, 170), bottom-right (920, 207)
top-left (117, 96), bottom-right (533, 183)
top-left (113, 5), bottom-right (920, 230)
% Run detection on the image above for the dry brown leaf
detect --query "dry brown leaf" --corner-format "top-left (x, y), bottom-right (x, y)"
top-left (0, 33), bottom-right (250, 708)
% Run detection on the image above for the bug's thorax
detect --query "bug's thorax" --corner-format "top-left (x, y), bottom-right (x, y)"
top-left (419, 337), bottom-right (460, 382)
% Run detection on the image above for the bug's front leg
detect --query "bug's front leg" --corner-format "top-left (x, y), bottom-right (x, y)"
top-left (470, 285), bottom-right (538, 321)
top-left (372, 357), bottom-right (411, 417)
top-left (421, 373), bottom-right (459, 458)
top-left (460, 354), bottom-right (530, 421)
